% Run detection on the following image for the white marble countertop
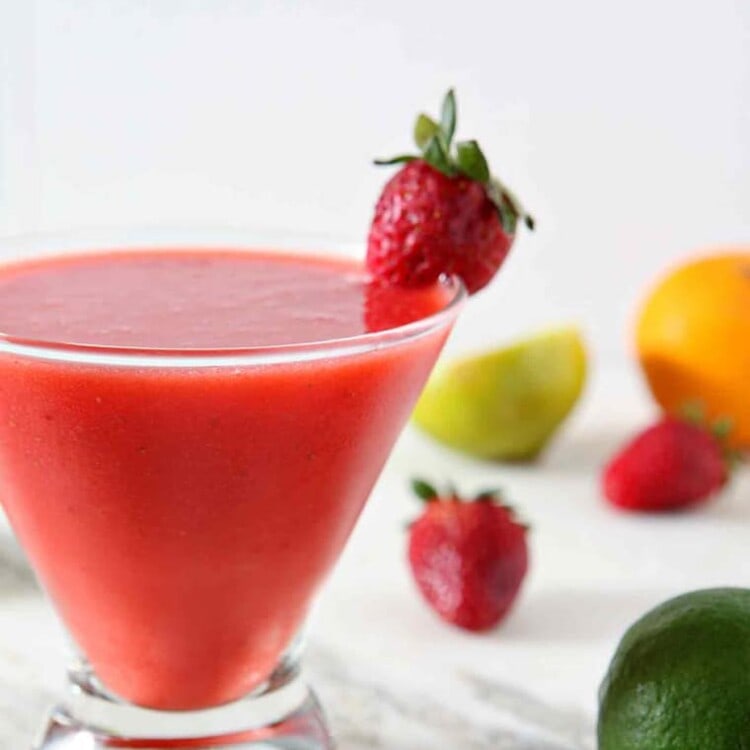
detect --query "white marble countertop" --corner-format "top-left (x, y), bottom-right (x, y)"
top-left (1, 364), bottom-right (748, 748)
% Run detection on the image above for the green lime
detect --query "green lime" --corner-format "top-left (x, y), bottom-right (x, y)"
top-left (412, 326), bottom-right (586, 461)
top-left (598, 588), bottom-right (750, 749)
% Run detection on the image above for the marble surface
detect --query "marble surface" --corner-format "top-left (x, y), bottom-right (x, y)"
top-left (0, 555), bottom-right (592, 749)
top-left (1, 365), bottom-right (748, 748)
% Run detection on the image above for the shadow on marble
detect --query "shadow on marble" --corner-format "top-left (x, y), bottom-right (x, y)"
top-left (694, 469), bottom-right (750, 520)
top-left (399, 424), bottom-right (624, 477)
top-left (539, 428), bottom-right (623, 474)
top-left (0, 533), bottom-right (38, 599)
top-left (0, 538), bottom-right (594, 749)
top-left (500, 587), bottom-right (667, 643)
top-left (4, 637), bottom-right (593, 750)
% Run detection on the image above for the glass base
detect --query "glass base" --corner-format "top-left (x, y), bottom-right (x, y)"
top-left (33, 665), bottom-right (333, 749)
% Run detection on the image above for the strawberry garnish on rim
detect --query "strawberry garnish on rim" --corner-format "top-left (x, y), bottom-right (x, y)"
top-left (367, 90), bottom-right (534, 294)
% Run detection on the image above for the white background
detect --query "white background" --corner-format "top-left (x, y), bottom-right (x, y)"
top-left (1, 3), bottom-right (750, 737)
top-left (1, 0), bottom-right (749, 361)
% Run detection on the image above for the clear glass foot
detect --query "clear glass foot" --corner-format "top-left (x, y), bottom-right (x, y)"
top-left (33, 662), bottom-right (333, 749)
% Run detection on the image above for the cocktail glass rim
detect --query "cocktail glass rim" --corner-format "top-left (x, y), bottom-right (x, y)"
top-left (0, 227), bottom-right (467, 366)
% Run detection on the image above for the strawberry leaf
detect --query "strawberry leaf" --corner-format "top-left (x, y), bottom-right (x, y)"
top-left (373, 154), bottom-right (417, 166)
top-left (493, 178), bottom-right (535, 232)
top-left (411, 478), bottom-right (439, 502)
top-left (680, 400), bottom-right (706, 425)
top-left (422, 135), bottom-right (454, 177)
top-left (712, 416), bottom-right (734, 440)
top-left (372, 89), bottom-right (535, 237)
top-left (487, 180), bottom-right (519, 235)
top-left (455, 140), bottom-right (490, 183)
top-left (475, 488), bottom-right (502, 503)
top-left (414, 114), bottom-right (440, 151)
top-left (440, 89), bottom-right (457, 147)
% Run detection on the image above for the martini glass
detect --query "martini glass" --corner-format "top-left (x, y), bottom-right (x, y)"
top-left (0, 230), bottom-right (465, 749)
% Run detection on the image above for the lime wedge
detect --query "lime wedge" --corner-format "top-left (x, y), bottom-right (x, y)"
top-left (413, 327), bottom-right (587, 461)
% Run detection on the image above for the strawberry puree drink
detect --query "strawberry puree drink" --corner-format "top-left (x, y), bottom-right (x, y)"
top-left (0, 245), bottom-right (463, 749)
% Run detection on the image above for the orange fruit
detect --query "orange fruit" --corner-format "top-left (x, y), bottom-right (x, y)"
top-left (636, 252), bottom-right (750, 448)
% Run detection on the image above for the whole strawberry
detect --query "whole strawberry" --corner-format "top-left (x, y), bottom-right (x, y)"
top-left (602, 415), bottom-right (732, 512)
top-left (407, 479), bottom-right (529, 632)
top-left (368, 90), bottom-right (533, 294)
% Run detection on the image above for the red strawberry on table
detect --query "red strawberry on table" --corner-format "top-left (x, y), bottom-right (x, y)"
top-left (368, 89), bottom-right (534, 294)
top-left (407, 479), bottom-right (529, 632)
top-left (602, 414), bottom-right (733, 512)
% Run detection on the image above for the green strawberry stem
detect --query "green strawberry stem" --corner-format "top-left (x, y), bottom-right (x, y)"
top-left (375, 89), bottom-right (534, 235)
top-left (411, 478), bottom-right (439, 502)
top-left (678, 400), bottom-right (742, 471)
top-left (474, 488), bottom-right (503, 503)
top-left (409, 478), bottom-right (529, 528)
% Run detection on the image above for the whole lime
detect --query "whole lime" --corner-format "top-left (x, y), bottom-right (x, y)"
top-left (598, 588), bottom-right (750, 749)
